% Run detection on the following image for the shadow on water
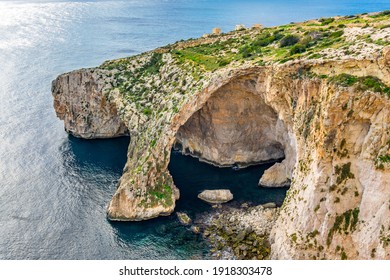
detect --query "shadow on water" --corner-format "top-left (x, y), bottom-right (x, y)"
top-left (58, 135), bottom-right (131, 204)
top-left (62, 135), bottom-right (130, 174)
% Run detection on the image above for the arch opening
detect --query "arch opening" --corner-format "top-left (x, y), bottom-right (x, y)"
top-left (173, 76), bottom-right (292, 176)
top-left (167, 74), bottom-right (296, 216)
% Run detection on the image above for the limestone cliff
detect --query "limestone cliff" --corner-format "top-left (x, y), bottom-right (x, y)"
top-left (52, 12), bottom-right (390, 259)
top-left (52, 69), bottom-right (128, 138)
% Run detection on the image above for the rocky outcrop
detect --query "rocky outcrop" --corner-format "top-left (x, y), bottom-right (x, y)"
top-left (52, 13), bottom-right (390, 259)
top-left (259, 162), bottom-right (291, 187)
top-left (196, 203), bottom-right (279, 259)
top-left (52, 69), bottom-right (128, 138)
top-left (198, 189), bottom-right (233, 204)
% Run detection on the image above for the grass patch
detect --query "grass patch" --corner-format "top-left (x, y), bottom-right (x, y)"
top-left (142, 183), bottom-right (173, 208)
top-left (173, 49), bottom-right (224, 71)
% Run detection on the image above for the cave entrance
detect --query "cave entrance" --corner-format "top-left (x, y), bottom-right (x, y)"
top-left (168, 75), bottom-right (293, 212)
top-left (175, 76), bottom-right (290, 169)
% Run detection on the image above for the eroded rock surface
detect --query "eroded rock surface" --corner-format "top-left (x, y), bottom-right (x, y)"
top-left (176, 79), bottom-right (286, 167)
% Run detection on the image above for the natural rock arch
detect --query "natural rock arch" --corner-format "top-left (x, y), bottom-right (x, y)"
top-left (53, 48), bottom-right (390, 259)
top-left (105, 68), bottom-right (297, 221)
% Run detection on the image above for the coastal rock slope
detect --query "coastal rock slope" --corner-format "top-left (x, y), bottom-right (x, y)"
top-left (52, 12), bottom-right (390, 259)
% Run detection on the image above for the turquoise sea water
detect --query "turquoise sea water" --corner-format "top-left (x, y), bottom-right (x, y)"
top-left (0, 0), bottom-right (389, 259)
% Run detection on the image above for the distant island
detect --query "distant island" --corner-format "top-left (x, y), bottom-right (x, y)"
top-left (52, 11), bottom-right (390, 260)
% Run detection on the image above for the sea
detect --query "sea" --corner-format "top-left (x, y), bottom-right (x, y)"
top-left (0, 0), bottom-right (389, 260)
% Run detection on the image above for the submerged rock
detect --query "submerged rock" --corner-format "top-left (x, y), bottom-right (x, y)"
top-left (176, 212), bottom-right (192, 225)
top-left (198, 189), bottom-right (233, 204)
top-left (191, 226), bottom-right (201, 234)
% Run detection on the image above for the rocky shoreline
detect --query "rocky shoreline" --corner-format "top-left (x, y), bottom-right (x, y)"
top-left (179, 202), bottom-right (279, 260)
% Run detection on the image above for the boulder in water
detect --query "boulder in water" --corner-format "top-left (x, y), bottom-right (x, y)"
top-left (198, 189), bottom-right (233, 204)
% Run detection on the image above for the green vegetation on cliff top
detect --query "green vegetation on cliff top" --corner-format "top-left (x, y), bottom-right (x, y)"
top-left (102, 11), bottom-right (390, 72)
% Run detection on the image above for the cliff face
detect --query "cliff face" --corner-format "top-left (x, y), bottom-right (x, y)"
top-left (52, 13), bottom-right (390, 259)
top-left (52, 69), bottom-right (128, 138)
top-left (268, 56), bottom-right (390, 260)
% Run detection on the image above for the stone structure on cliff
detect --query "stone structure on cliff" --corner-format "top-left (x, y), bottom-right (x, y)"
top-left (52, 12), bottom-right (390, 259)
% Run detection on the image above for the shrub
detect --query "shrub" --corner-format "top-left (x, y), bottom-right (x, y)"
top-left (329, 74), bottom-right (390, 97)
top-left (320, 17), bottom-right (335, 25)
top-left (330, 30), bottom-right (344, 38)
top-left (378, 154), bottom-right (390, 163)
top-left (372, 10), bottom-right (390, 17)
top-left (329, 74), bottom-right (358, 87)
top-left (142, 53), bottom-right (163, 74)
top-left (218, 59), bottom-right (229, 67)
top-left (254, 31), bottom-right (284, 47)
top-left (359, 76), bottom-right (390, 94)
top-left (253, 32), bottom-right (273, 47)
top-left (300, 35), bottom-right (317, 48)
top-left (143, 108), bottom-right (152, 116)
top-left (290, 44), bottom-right (306, 55)
top-left (335, 162), bottom-right (354, 184)
top-left (240, 45), bottom-right (254, 58)
top-left (280, 35), bottom-right (300, 47)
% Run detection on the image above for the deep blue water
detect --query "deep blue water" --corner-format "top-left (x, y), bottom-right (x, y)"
top-left (0, 0), bottom-right (389, 260)
top-left (170, 150), bottom-right (287, 215)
